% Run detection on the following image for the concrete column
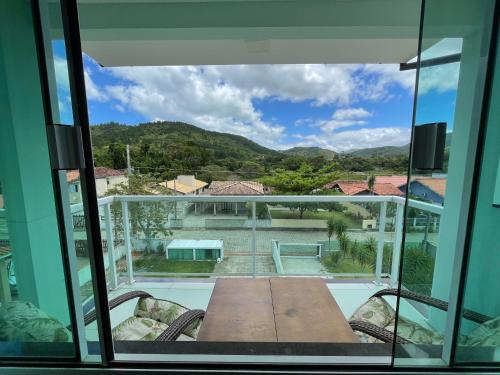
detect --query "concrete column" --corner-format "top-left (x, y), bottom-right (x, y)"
top-left (0, 0), bottom-right (71, 323)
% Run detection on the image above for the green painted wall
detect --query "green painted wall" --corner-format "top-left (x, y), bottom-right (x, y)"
top-left (459, 28), bottom-right (500, 327)
top-left (0, 0), bottom-right (73, 325)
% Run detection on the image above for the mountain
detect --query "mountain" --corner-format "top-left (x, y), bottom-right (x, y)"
top-left (281, 146), bottom-right (337, 160)
top-left (347, 133), bottom-right (453, 158)
top-left (91, 121), bottom-right (281, 160)
top-left (348, 144), bottom-right (410, 157)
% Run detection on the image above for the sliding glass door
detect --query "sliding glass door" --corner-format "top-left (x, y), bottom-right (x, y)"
top-left (394, 0), bottom-right (496, 367)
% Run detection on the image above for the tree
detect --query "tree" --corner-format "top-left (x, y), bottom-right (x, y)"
top-left (350, 240), bottom-right (360, 264)
top-left (358, 237), bottom-right (377, 271)
top-left (107, 174), bottom-right (173, 252)
top-left (326, 216), bottom-right (335, 249)
top-left (108, 143), bottom-right (127, 170)
top-left (367, 174), bottom-right (376, 195)
top-left (245, 202), bottom-right (269, 220)
top-left (237, 161), bottom-right (266, 179)
top-left (261, 163), bottom-right (338, 219)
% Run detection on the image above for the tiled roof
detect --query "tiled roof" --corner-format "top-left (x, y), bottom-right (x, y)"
top-left (375, 176), bottom-right (407, 188)
top-left (204, 181), bottom-right (265, 195)
top-left (66, 167), bottom-right (124, 183)
top-left (162, 178), bottom-right (208, 195)
top-left (414, 178), bottom-right (447, 197)
top-left (94, 167), bottom-right (125, 179)
top-left (323, 180), bottom-right (404, 196)
top-left (66, 170), bottom-right (80, 183)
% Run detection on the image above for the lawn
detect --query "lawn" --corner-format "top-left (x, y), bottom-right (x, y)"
top-left (270, 209), bottom-right (361, 229)
top-left (321, 256), bottom-right (374, 274)
top-left (133, 255), bottom-right (216, 274)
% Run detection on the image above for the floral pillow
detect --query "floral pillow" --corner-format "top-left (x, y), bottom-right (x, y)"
top-left (0, 301), bottom-right (72, 342)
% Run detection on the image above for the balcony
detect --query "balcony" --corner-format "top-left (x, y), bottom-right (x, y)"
top-left (65, 194), bottom-right (444, 349)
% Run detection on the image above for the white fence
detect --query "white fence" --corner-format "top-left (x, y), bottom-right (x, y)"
top-left (68, 194), bottom-right (443, 287)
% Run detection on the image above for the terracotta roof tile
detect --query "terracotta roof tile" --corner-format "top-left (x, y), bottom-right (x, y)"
top-left (414, 178), bottom-right (447, 197)
top-left (66, 167), bottom-right (124, 183)
top-left (204, 181), bottom-right (265, 195)
top-left (375, 176), bottom-right (408, 188)
top-left (324, 180), bottom-right (404, 196)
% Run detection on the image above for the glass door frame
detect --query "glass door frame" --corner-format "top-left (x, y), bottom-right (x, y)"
top-left (393, 0), bottom-right (500, 368)
top-left (27, 0), bottom-right (500, 371)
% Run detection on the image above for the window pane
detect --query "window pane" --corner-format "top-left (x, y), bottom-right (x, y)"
top-left (394, 0), bottom-right (496, 366)
top-left (0, 1), bottom-right (76, 358)
top-left (454, 27), bottom-right (500, 365)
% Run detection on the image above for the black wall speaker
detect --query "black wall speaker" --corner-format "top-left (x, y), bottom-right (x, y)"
top-left (412, 122), bottom-right (447, 170)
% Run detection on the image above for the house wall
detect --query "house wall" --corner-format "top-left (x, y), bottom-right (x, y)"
top-left (409, 181), bottom-right (444, 205)
top-left (95, 175), bottom-right (128, 197)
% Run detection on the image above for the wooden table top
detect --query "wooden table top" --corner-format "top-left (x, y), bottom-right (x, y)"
top-left (197, 277), bottom-right (359, 343)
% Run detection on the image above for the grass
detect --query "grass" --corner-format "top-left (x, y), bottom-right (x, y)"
top-left (133, 254), bottom-right (216, 274)
top-left (270, 209), bottom-right (361, 229)
top-left (321, 256), bottom-right (373, 274)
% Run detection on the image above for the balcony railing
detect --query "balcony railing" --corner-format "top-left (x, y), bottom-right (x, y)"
top-left (66, 194), bottom-right (443, 294)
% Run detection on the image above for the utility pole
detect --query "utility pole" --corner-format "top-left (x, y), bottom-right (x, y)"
top-left (126, 144), bottom-right (132, 175)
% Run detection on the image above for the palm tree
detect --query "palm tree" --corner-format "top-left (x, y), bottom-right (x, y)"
top-left (367, 174), bottom-right (376, 195)
top-left (326, 216), bottom-right (335, 250)
top-left (350, 240), bottom-right (360, 264)
top-left (358, 237), bottom-right (377, 271)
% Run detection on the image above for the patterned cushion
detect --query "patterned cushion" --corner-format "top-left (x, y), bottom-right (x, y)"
top-left (112, 316), bottom-right (169, 341)
top-left (349, 296), bottom-right (442, 344)
top-left (112, 297), bottom-right (203, 341)
top-left (463, 316), bottom-right (500, 347)
top-left (135, 297), bottom-right (189, 326)
top-left (0, 301), bottom-right (72, 342)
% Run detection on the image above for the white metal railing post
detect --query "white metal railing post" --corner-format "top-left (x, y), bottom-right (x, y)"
top-left (252, 201), bottom-right (256, 277)
top-left (375, 201), bottom-right (387, 284)
top-left (104, 203), bottom-right (118, 289)
top-left (391, 202), bottom-right (405, 286)
top-left (121, 200), bottom-right (134, 284)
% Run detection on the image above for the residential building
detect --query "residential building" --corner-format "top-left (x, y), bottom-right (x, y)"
top-left (401, 177), bottom-right (447, 205)
top-left (201, 181), bottom-right (266, 215)
top-left (375, 175), bottom-right (408, 193)
top-left (323, 180), bottom-right (405, 196)
top-left (67, 167), bottom-right (128, 204)
top-left (160, 175), bottom-right (207, 195)
top-left (204, 180), bottom-right (266, 195)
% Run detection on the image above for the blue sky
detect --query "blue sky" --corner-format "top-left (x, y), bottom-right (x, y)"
top-left (53, 41), bottom-right (459, 152)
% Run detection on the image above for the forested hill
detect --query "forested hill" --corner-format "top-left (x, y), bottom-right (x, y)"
top-left (91, 121), bottom-right (279, 157)
top-left (91, 121), bottom-right (409, 181)
top-left (281, 147), bottom-right (337, 160)
top-left (91, 122), bottom-right (284, 180)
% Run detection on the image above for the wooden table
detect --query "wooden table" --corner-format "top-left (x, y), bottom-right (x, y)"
top-left (197, 278), bottom-right (359, 343)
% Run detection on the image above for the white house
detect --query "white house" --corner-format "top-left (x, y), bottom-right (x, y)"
top-left (67, 167), bottom-right (128, 204)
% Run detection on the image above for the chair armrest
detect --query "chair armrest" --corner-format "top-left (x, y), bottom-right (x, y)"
top-left (371, 288), bottom-right (491, 324)
top-left (155, 309), bottom-right (205, 342)
top-left (349, 320), bottom-right (410, 344)
top-left (84, 290), bottom-right (153, 326)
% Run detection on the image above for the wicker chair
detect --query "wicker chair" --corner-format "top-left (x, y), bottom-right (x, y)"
top-left (348, 288), bottom-right (492, 344)
top-left (84, 291), bottom-right (205, 342)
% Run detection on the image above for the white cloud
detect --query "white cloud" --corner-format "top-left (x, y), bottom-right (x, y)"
top-left (86, 62), bottom-right (420, 150)
top-left (84, 69), bottom-right (108, 102)
top-left (418, 62), bottom-right (460, 94)
top-left (292, 127), bottom-right (411, 153)
top-left (312, 107), bottom-right (372, 132)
